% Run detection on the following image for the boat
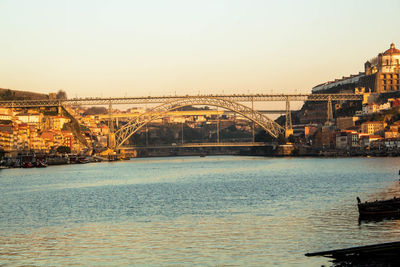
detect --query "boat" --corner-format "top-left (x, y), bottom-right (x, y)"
top-left (35, 161), bottom-right (48, 168)
top-left (357, 196), bottom-right (400, 218)
top-left (306, 241), bottom-right (400, 266)
top-left (77, 157), bottom-right (89, 164)
top-left (21, 161), bottom-right (34, 168)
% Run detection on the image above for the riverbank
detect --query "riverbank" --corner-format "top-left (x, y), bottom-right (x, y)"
top-left (0, 154), bottom-right (103, 169)
top-left (3, 145), bottom-right (400, 169)
top-left (3, 150), bottom-right (400, 169)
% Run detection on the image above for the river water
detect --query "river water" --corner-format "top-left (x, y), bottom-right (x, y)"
top-left (1, 156), bottom-right (400, 266)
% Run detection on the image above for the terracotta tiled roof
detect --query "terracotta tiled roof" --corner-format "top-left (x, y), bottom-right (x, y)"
top-left (383, 43), bottom-right (400, 55)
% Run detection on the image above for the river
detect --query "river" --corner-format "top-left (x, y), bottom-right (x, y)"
top-left (1, 156), bottom-right (400, 266)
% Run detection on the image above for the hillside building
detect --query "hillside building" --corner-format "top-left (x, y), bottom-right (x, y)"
top-left (312, 43), bottom-right (400, 94)
top-left (336, 116), bottom-right (359, 131)
top-left (361, 121), bottom-right (385, 136)
top-left (364, 43), bottom-right (400, 93)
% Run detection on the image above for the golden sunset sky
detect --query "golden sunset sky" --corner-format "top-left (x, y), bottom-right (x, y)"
top-left (0, 0), bottom-right (399, 98)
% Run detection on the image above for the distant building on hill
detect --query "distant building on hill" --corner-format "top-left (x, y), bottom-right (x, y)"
top-left (312, 43), bottom-right (400, 94)
top-left (364, 43), bottom-right (400, 93)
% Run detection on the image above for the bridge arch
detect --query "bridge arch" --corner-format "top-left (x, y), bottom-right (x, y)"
top-left (114, 96), bottom-right (284, 148)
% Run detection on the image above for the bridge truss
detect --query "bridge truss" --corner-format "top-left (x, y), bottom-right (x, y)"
top-left (0, 93), bottom-right (363, 150)
top-left (114, 96), bottom-right (285, 149)
top-left (0, 93), bottom-right (362, 108)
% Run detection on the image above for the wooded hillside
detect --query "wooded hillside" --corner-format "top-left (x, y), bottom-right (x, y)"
top-left (0, 88), bottom-right (48, 101)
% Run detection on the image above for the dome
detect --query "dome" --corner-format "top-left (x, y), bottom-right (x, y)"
top-left (383, 43), bottom-right (400, 55)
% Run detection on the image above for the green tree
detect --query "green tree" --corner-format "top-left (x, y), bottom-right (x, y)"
top-left (84, 107), bottom-right (107, 115)
top-left (1, 89), bottom-right (13, 100)
top-left (56, 90), bottom-right (67, 99)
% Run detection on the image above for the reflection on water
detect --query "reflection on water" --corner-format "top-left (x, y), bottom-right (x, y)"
top-left (1, 156), bottom-right (400, 266)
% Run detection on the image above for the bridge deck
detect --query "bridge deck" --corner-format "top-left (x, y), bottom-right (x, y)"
top-left (119, 142), bottom-right (276, 149)
top-left (0, 93), bottom-right (363, 107)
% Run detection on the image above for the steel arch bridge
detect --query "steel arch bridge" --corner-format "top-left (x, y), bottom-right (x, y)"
top-left (114, 96), bottom-right (284, 149)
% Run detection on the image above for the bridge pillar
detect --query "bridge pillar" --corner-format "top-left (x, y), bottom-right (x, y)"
top-left (285, 97), bottom-right (293, 138)
top-left (58, 101), bottom-right (62, 115)
top-left (326, 96), bottom-right (334, 124)
top-left (107, 101), bottom-right (116, 150)
top-left (108, 101), bottom-right (114, 133)
top-left (252, 96), bottom-right (255, 142)
top-left (108, 133), bottom-right (116, 150)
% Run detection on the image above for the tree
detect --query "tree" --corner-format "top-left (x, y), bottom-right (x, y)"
top-left (56, 90), bottom-right (67, 99)
top-left (0, 89), bottom-right (13, 100)
top-left (56, 146), bottom-right (71, 154)
top-left (84, 107), bottom-right (107, 115)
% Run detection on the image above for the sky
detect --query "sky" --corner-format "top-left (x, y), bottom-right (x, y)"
top-left (0, 0), bottom-right (399, 98)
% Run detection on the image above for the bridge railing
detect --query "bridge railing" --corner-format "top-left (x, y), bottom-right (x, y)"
top-left (119, 141), bottom-right (276, 149)
top-left (0, 93), bottom-right (363, 107)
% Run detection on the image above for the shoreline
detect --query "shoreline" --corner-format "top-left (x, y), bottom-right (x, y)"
top-left (2, 152), bottom-right (400, 170)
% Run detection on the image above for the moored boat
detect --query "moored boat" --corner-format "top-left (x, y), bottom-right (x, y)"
top-left (357, 197), bottom-right (400, 218)
top-left (305, 241), bottom-right (400, 266)
top-left (21, 161), bottom-right (34, 168)
top-left (77, 157), bottom-right (89, 164)
top-left (35, 161), bottom-right (48, 168)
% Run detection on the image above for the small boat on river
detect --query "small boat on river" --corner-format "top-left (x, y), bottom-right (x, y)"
top-left (77, 157), bottom-right (89, 164)
top-left (35, 161), bottom-right (48, 168)
top-left (357, 196), bottom-right (400, 218)
top-left (22, 162), bottom-right (34, 168)
top-left (306, 241), bottom-right (400, 266)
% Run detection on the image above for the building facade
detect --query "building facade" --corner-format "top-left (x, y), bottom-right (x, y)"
top-left (312, 43), bottom-right (400, 94)
top-left (361, 121), bottom-right (385, 136)
top-left (364, 43), bottom-right (400, 93)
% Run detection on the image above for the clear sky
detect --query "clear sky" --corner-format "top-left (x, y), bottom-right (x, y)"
top-left (0, 0), bottom-right (399, 98)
